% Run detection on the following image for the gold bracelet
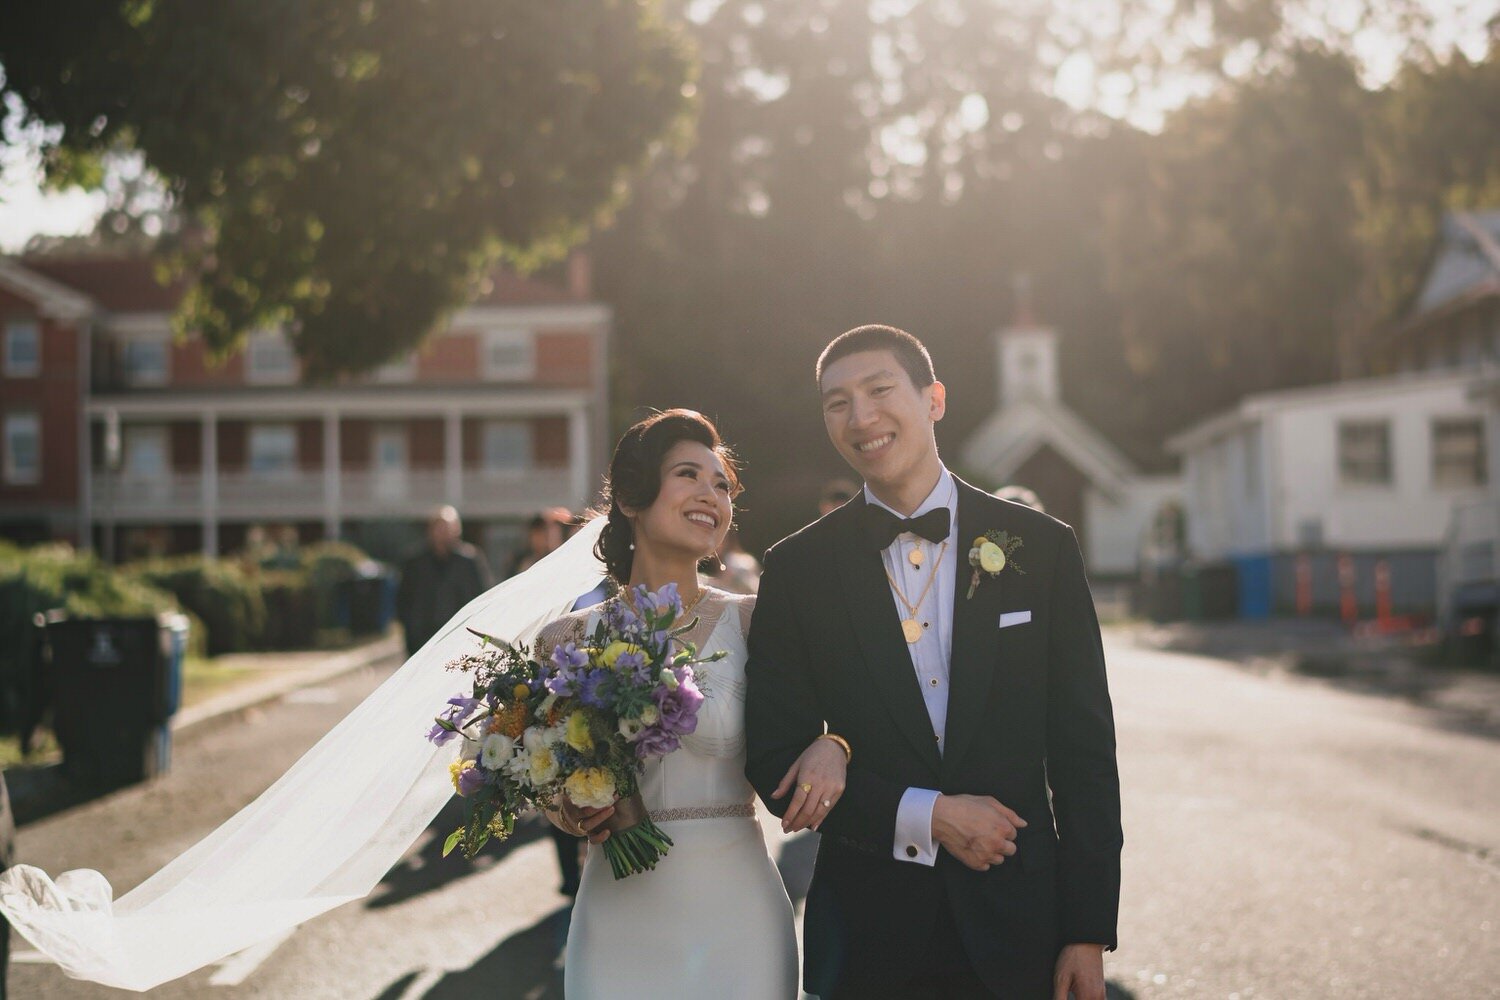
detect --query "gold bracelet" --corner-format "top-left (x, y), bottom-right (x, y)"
top-left (818, 732), bottom-right (852, 763)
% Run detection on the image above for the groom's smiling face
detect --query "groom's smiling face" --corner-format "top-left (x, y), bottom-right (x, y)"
top-left (820, 349), bottom-right (945, 501)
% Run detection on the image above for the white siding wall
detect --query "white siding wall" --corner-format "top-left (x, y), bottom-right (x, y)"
top-left (1271, 381), bottom-right (1487, 549)
top-left (1085, 475), bottom-right (1183, 576)
top-left (1181, 376), bottom-right (1490, 558)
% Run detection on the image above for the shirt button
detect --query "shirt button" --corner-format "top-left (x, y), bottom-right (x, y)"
top-left (928, 677), bottom-right (939, 687)
top-left (906, 845), bottom-right (919, 858)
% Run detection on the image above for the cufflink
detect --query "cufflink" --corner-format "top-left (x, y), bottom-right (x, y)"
top-left (906, 845), bottom-right (918, 858)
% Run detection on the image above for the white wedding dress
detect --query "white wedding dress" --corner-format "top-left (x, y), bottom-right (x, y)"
top-left (541, 590), bottom-right (798, 1000)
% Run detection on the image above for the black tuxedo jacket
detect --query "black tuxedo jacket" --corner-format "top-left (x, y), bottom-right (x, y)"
top-left (745, 480), bottom-right (1122, 998)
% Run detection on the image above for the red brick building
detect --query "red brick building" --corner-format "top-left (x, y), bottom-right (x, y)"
top-left (0, 253), bottom-right (609, 567)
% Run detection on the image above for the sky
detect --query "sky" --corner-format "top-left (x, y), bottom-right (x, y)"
top-left (0, 0), bottom-right (1494, 253)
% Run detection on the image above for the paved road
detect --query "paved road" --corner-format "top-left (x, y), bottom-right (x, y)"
top-left (9, 633), bottom-right (1498, 998)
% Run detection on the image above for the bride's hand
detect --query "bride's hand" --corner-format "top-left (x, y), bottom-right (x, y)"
top-left (551, 796), bottom-right (617, 845)
top-left (773, 737), bottom-right (847, 834)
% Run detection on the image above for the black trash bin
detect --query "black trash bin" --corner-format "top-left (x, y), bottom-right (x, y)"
top-left (341, 565), bottom-right (396, 637)
top-left (45, 614), bottom-right (190, 788)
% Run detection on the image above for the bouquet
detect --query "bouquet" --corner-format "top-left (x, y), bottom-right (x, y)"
top-left (425, 583), bottom-right (721, 879)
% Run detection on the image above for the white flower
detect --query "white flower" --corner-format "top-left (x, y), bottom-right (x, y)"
top-left (480, 732), bottom-right (516, 769)
top-left (618, 717), bottom-right (645, 741)
top-left (522, 725), bottom-right (549, 752)
top-left (503, 748), bottom-right (533, 782)
top-left (528, 745), bottom-right (560, 785)
top-left (659, 669), bottom-right (680, 691)
top-left (544, 722), bottom-right (569, 747)
top-left (639, 704), bottom-right (659, 726)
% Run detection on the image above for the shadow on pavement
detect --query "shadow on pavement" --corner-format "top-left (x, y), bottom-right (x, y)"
top-left (410, 905), bottom-right (569, 999)
top-left (7, 761), bottom-right (128, 826)
top-left (1107, 981), bottom-right (1138, 999)
top-left (366, 797), bottom-right (550, 910)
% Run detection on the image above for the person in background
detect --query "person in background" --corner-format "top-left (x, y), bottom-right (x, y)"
top-left (395, 506), bottom-right (494, 659)
top-left (818, 477), bottom-right (860, 518)
top-left (708, 526), bottom-right (762, 594)
top-left (994, 484), bottom-right (1046, 513)
top-left (506, 508), bottom-right (572, 579)
top-left (508, 508), bottom-right (595, 906)
top-left (0, 773), bottom-right (14, 998)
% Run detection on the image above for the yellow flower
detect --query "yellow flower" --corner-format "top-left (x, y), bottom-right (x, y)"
top-left (979, 541), bottom-right (1007, 574)
top-left (974, 536), bottom-right (988, 547)
top-left (449, 758), bottom-right (477, 794)
top-left (512, 683), bottom-right (531, 701)
top-left (565, 711), bottom-right (594, 753)
top-left (564, 767), bottom-right (617, 809)
top-left (598, 641), bottom-right (644, 670)
top-left (529, 745), bottom-right (560, 784)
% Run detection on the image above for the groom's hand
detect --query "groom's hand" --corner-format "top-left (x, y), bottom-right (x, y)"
top-left (1052, 943), bottom-right (1106, 1000)
top-left (930, 794), bottom-right (1026, 871)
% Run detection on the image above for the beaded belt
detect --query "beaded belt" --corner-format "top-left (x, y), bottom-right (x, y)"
top-left (651, 803), bottom-right (755, 822)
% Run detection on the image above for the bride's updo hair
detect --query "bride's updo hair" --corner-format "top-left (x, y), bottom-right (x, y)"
top-left (595, 409), bottom-right (741, 586)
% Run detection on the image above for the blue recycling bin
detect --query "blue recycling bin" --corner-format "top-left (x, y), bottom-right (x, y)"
top-left (45, 613), bottom-right (190, 787)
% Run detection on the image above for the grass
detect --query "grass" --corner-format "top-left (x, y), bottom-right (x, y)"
top-left (179, 654), bottom-right (259, 708)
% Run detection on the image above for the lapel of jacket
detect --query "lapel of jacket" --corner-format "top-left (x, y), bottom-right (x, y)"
top-left (833, 500), bottom-right (943, 778)
top-left (943, 480), bottom-right (1012, 776)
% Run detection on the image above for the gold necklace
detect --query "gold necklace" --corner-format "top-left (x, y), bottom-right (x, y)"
top-left (883, 542), bottom-right (948, 643)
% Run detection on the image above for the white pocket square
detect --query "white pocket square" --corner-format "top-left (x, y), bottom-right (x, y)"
top-left (997, 610), bottom-right (1032, 629)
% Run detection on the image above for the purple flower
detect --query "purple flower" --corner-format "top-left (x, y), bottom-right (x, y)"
top-left (544, 642), bottom-right (588, 696)
top-left (551, 642), bottom-right (589, 671)
top-left (578, 669), bottom-right (611, 709)
top-left (634, 726), bottom-right (681, 759)
top-left (426, 695), bottom-right (481, 745)
top-left (456, 763), bottom-right (488, 797)
top-left (654, 671), bottom-right (703, 735)
top-left (613, 649), bottom-right (650, 683)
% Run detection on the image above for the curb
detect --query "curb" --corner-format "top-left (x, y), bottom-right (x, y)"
top-left (171, 634), bottom-right (404, 739)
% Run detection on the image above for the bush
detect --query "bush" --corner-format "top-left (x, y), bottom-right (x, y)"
top-left (257, 569), bottom-right (318, 650)
top-left (0, 545), bottom-right (191, 731)
top-left (129, 556), bottom-right (266, 657)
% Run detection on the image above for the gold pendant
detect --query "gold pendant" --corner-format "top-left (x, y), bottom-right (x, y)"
top-left (901, 618), bottom-right (923, 643)
top-left (908, 548), bottom-right (924, 569)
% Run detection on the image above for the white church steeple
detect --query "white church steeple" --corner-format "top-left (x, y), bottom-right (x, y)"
top-left (995, 272), bottom-right (1059, 406)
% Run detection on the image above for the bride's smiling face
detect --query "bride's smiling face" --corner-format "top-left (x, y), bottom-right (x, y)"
top-left (628, 440), bottom-right (735, 562)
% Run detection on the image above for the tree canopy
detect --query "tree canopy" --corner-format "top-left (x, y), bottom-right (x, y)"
top-left (2, 0), bottom-right (693, 376)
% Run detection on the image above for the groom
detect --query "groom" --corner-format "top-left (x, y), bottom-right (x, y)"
top-left (745, 325), bottom-right (1121, 999)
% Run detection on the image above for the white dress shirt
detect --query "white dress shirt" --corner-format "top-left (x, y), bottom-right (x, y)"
top-left (863, 468), bottom-right (958, 866)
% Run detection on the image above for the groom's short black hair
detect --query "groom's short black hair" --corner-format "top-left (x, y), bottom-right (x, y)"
top-left (816, 324), bottom-right (936, 389)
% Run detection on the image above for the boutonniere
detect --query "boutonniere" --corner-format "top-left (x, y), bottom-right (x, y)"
top-left (966, 530), bottom-right (1024, 599)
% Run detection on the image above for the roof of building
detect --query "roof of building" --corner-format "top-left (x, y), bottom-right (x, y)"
top-left (1165, 366), bottom-right (1487, 454)
top-left (1408, 210), bottom-right (1500, 322)
top-left (960, 395), bottom-right (1138, 501)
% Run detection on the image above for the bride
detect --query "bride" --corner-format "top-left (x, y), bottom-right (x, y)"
top-left (543, 408), bottom-right (848, 999)
top-left (0, 407), bottom-right (847, 996)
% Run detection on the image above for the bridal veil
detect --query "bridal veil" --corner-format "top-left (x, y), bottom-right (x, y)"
top-left (0, 518), bottom-right (607, 992)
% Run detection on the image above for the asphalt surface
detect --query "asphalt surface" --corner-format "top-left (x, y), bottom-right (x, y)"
top-left (8, 632), bottom-right (1498, 998)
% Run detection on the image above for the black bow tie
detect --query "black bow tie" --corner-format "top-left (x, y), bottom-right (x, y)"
top-left (861, 504), bottom-right (951, 549)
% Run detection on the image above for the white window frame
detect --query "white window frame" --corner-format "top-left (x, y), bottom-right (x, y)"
top-left (1337, 420), bottom-right (1392, 488)
top-left (248, 423), bottom-right (298, 475)
top-left (122, 424), bottom-right (170, 479)
top-left (3, 320), bottom-right (41, 378)
top-left (246, 329), bottom-right (300, 385)
top-left (3, 411), bottom-right (41, 484)
top-left (480, 420), bottom-right (532, 475)
top-left (120, 334), bottom-right (171, 386)
top-left (480, 328), bottom-right (536, 381)
top-left (1432, 418), bottom-right (1486, 489)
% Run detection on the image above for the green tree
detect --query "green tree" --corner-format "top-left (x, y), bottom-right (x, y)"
top-left (1098, 47), bottom-right (1372, 454)
top-left (2, 0), bottom-right (693, 376)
